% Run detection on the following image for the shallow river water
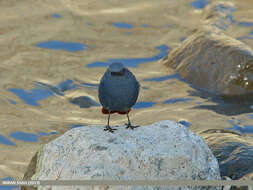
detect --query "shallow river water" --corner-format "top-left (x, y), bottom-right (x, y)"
top-left (1, 0), bottom-right (253, 188)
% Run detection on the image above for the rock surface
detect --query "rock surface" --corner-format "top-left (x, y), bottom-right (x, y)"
top-left (22, 120), bottom-right (221, 190)
top-left (201, 129), bottom-right (253, 180)
top-left (162, 2), bottom-right (253, 100)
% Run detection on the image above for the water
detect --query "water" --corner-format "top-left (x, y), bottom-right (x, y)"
top-left (125, 32), bottom-right (132, 35)
top-left (8, 100), bottom-right (16, 105)
top-left (144, 73), bottom-right (181, 82)
top-left (9, 131), bottom-right (56, 142)
top-left (133, 102), bottom-right (156, 109)
top-left (190, 0), bottom-right (208, 9)
top-left (227, 120), bottom-right (253, 134)
top-left (87, 45), bottom-right (169, 68)
top-left (141, 24), bottom-right (149, 28)
top-left (178, 120), bottom-right (191, 127)
top-left (8, 88), bottom-right (54, 106)
top-left (0, 135), bottom-right (16, 146)
top-left (163, 98), bottom-right (194, 104)
top-left (112, 22), bottom-right (133, 29)
top-left (1, 0), bottom-right (253, 183)
top-left (51, 14), bottom-right (61, 18)
top-left (9, 132), bottom-right (40, 142)
top-left (180, 37), bottom-right (186, 42)
top-left (237, 36), bottom-right (253, 41)
top-left (36, 41), bottom-right (88, 52)
top-left (237, 21), bottom-right (253, 27)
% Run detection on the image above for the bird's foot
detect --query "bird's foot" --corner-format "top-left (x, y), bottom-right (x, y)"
top-left (104, 125), bottom-right (117, 133)
top-left (125, 123), bottom-right (139, 130)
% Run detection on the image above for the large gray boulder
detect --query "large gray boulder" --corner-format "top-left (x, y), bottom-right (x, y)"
top-left (22, 120), bottom-right (221, 190)
top-left (162, 2), bottom-right (253, 100)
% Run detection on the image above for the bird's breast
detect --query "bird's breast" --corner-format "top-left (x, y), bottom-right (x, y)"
top-left (98, 74), bottom-right (139, 111)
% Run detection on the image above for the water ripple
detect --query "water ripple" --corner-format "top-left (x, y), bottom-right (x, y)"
top-left (87, 45), bottom-right (169, 68)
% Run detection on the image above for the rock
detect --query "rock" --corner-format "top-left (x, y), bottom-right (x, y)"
top-left (69, 96), bottom-right (100, 108)
top-left (200, 129), bottom-right (253, 180)
top-left (162, 2), bottom-right (253, 101)
top-left (22, 120), bottom-right (221, 190)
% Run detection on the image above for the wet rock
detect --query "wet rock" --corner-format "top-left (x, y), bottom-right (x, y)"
top-left (200, 129), bottom-right (253, 180)
top-left (22, 120), bottom-right (221, 190)
top-left (162, 2), bottom-right (253, 101)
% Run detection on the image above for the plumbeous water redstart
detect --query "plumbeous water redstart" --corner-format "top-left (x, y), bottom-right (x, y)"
top-left (98, 62), bottom-right (140, 133)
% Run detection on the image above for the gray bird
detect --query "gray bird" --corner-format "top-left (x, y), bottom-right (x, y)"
top-left (98, 62), bottom-right (140, 133)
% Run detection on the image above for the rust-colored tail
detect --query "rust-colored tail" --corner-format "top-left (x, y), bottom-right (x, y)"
top-left (102, 107), bottom-right (131, 115)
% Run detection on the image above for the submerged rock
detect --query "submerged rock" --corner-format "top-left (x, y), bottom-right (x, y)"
top-left (69, 96), bottom-right (99, 108)
top-left (162, 2), bottom-right (253, 101)
top-left (22, 120), bottom-right (221, 190)
top-left (201, 129), bottom-right (253, 180)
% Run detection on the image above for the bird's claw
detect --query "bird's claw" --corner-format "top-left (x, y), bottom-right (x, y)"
top-left (125, 123), bottom-right (139, 130)
top-left (104, 125), bottom-right (117, 133)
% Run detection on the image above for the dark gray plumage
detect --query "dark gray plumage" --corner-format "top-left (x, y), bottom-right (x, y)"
top-left (98, 62), bottom-right (140, 132)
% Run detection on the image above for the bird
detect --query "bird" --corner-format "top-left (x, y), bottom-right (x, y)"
top-left (98, 62), bottom-right (140, 133)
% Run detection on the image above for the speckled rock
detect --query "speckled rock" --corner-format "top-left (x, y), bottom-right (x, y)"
top-left (162, 2), bottom-right (253, 100)
top-left (22, 120), bottom-right (221, 190)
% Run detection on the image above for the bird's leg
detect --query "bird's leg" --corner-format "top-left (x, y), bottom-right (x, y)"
top-left (125, 113), bottom-right (139, 130)
top-left (104, 111), bottom-right (117, 133)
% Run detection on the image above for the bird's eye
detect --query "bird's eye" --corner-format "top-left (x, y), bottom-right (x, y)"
top-left (111, 69), bottom-right (125, 76)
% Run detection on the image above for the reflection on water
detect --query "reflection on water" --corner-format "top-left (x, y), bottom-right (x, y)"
top-left (9, 132), bottom-right (39, 142)
top-left (9, 131), bottom-right (56, 143)
top-left (35, 79), bottom-right (78, 95)
top-left (34, 82), bottom-right (64, 96)
top-left (8, 80), bottom-right (80, 106)
top-left (227, 120), bottom-right (253, 134)
top-left (112, 22), bottom-right (133, 29)
top-left (163, 97), bottom-right (194, 104)
top-left (133, 102), bottom-right (156, 109)
top-left (87, 45), bottom-right (169, 68)
top-left (178, 120), bottom-right (191, 127)
top-left (237, 36), bottom-right (253, 40)
top-left (193, 103), bottom-right (253, 116)
top-left (51, 13), bottom-right (61, 18)
top-left (0, 135), bottom-right (16, 146)
top-left (237, 21), bottom-right (253, 27)
top-left (36, 41), bottom-right (88, 52)
top-left (57, 79), bottom-right (78, 92)
top-left (144, 73), bottom-right (181, 82)
top-left (190, 0), bottom-right (208, 9)
top-left (8, 88), bottom-right (54, 106)
top-left (8, 99), bottom-right (16, 105)
top-left (38, 131), bottom-right (57, 136)
top-left (141, 24), bottom-right (149, 28)
top-left (180, 37), bottom-right (186, 42)
top-left (78, 82), bottom-right (99, 90)
top-left (228, 14), bottom-right (236, 24)
top-left (69, 124), bottom-right (84, 130)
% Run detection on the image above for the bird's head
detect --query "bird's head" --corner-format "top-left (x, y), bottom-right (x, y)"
top-left (108, 62), bottom-right (126, 76)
